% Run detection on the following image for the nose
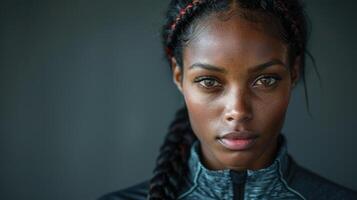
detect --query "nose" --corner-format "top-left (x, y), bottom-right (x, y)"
top-left (224, 88), bottom-right (253, 123)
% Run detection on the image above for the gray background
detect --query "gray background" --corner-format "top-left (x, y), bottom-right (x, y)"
top-left (0, 0), bottom-right (356, 200)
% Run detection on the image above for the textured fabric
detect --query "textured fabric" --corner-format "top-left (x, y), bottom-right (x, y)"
top-left (178, 135), bottom-right (304, 200)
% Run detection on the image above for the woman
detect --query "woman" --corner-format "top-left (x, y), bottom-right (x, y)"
top-left (100, 0), bottom-right (357, 199)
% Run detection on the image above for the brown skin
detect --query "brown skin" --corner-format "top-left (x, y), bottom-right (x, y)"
top-left (172, 14), bottom-right (300, 171)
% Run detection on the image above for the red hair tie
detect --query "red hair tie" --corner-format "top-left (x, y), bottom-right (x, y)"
top-left (170, 3), bottom-right (195, 31)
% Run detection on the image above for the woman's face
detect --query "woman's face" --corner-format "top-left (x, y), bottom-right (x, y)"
top-left (172, 14), bottom-right (299, 171)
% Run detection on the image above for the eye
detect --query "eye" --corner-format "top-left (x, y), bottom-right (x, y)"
top-left (194, 77), bottom-right (222, 89)
top-left (253, 76), bottom-right (281, 88)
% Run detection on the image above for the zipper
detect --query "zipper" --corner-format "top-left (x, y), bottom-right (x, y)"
top-left (230, 170), bottom-right (247, 200)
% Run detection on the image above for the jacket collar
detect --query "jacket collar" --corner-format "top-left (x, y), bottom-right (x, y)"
top-left (178, 134), bottom-right (291, 199)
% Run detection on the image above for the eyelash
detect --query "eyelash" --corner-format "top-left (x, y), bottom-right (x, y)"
top-left (193, 75), bottom-right (282, 90)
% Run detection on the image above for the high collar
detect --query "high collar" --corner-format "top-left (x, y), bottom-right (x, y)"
top-left (178, 135), bottom-right (302, 199)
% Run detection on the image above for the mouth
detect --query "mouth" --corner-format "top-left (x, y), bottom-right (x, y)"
top-left (217, 131), bottom-right (259, 151)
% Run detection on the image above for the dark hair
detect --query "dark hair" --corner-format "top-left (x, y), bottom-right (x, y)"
top-left (149, 0), bottom-right (313, 199)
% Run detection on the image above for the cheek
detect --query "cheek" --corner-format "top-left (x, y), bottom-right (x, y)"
top-left (182, 85), bottom-right (218, 140)
top-left (255, 89), bottom-right (291, 134)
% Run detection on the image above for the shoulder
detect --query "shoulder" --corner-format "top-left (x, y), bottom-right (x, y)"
top-left (98, 181), bottom-right (149, 200)
top-left (288, 158), bottom-right (357, 200)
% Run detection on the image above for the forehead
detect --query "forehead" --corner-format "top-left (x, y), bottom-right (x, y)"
top-left (183, 13), bottom-right (287, 68)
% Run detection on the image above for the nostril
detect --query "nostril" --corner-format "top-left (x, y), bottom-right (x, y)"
top-left (224, 110), bottom-right (253, 123)
top-left (226, 116), bottom-right (234, 121)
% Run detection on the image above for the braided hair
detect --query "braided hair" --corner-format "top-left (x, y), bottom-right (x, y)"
top-left (149, 0), bottom-right (312, 199)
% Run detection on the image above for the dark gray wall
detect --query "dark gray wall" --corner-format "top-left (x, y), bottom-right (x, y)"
top-left (0, 1), bottom-right (356, 200)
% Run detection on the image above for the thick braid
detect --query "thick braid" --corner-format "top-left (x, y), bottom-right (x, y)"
top-left (151, 1), bottom-right (206, 199)
top-left (148, 106), bottom-right (196, 200)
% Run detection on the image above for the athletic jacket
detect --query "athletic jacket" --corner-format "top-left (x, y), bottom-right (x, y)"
top-left (99, 135), bottom-right (357, 200)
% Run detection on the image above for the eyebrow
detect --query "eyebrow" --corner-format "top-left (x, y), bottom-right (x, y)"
top-left (252, 59), bottom-right (286, 72)
top-left (189, 63), bottom-right (227, 73)
top-left (188, 59), bottom-right (286, 73)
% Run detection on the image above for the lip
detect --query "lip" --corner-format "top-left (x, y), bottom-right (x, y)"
top-left (217, 131), bottom-right (258, 151)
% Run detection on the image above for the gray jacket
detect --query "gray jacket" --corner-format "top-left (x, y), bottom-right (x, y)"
top-left (99, 135), bottom-right (357, 200)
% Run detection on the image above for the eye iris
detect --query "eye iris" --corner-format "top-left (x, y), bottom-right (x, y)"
top-left (261, 77), bottom-right (276, 86)
top-left (203, 79), bottom-right (215, 87)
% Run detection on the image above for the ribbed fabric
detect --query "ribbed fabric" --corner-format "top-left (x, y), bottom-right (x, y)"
top-left (178, 135), bottom-right (305, 200)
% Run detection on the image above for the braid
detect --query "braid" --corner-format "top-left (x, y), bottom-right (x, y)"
top-left (148, 106), bottom-right (196, 200)
top-left (273, 0), bottom-right (307, 56)
top-left (168, 0), bottom-right (201, 42)
top-left (164, 0), bottom-right (205, 62)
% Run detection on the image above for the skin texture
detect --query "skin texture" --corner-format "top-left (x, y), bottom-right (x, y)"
top-left (172, 13), bottom-right (300, 171)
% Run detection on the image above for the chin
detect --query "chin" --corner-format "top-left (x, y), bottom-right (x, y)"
top-left (217, 150), bottom-right (259, 170)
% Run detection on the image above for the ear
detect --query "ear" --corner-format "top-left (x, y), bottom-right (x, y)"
top-left (290, 56), bottom-right (301, 88)
top-left (171, 57), bottom-right (183, 93)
